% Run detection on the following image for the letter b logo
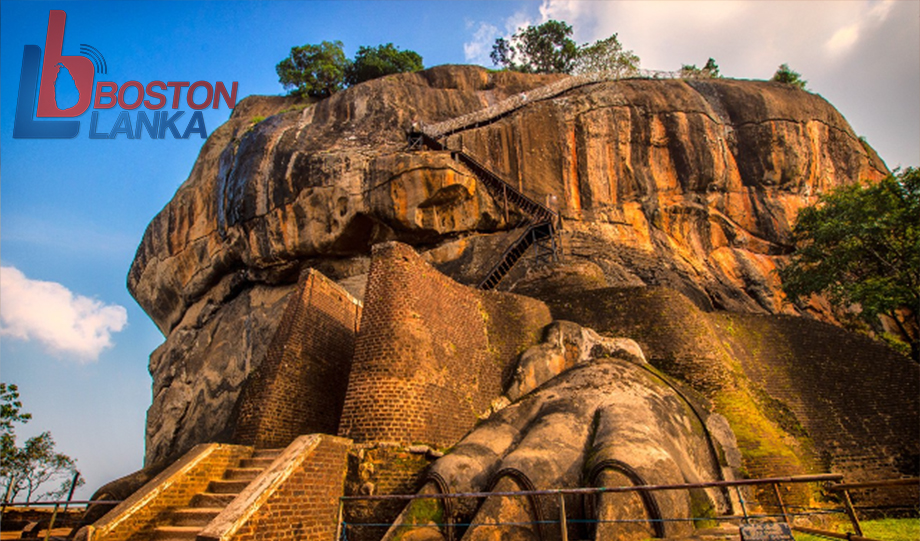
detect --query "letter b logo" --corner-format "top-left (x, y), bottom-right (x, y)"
top-left (36, 10), bottom-right (94, 117)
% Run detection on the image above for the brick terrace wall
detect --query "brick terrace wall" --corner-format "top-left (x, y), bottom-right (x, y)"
top-left (209, 435), bottom-right (351, 541)
top-left (722, 313), bottom-right (920, 504)
top-left (84, 444), bottom-right (251, 541)
top-left (542, 286), bottom-right (919, 505)
top-left (338, 241), bottom-right (551, 447)
top-left (234, 269), bottom-right (362, 449)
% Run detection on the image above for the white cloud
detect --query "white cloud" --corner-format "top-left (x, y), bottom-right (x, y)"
top-left (464, 22), bottom-right (500, 64)
top-left (0, 266), bottom-right (127, 361)
top-left (826, 24), bottom-right (860, 56)
top-left (539, 0), bottom-right (583, 27)
top-left (825, 0), bottom-right (894, 57)
top-left (463, 9), bottom-right (534, 67)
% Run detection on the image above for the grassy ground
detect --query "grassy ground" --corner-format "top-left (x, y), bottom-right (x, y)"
top-left (793, 518), bottom-right (920, 540)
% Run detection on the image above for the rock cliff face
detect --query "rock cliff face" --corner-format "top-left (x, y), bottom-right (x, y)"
top-left (129, 65), bottom-right (888, 466)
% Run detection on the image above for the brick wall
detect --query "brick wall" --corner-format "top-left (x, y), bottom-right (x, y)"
top-left (82, 444), bottom-right (251, 541)
top-left (234, 269), bottom-right (362, 448)
top-left (720, 313), bottom-right (920, 505)
top-left (343, 444), bottom-right (435, 541)
top-left (338, 241), bottom-right (551, 447)
top-left (211, 435), bottom-right (351, 541)
top-left (542, 286), bottom-right (919, 506)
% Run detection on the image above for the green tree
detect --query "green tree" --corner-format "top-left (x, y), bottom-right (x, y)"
top-left (771, 63), bottom-right (807, 89)
top-left (491, 19), bottom-right (579, 74)
top-left (779, 169), bottom-right (920, 361)
top-left (345, 43), bottom-right (423, 86)
top-left (680, 58), bottom-right (720, 78)
top-left (573, 33), bottom-right (640, 77)
top-left (1, 383), bottom-right (83, 502)
top-left (703, 57), bottom-right (720, 77)
top-left (0, 383), bottom-right (30, 433)
top-left (276, 40), bottom-right (350, 99)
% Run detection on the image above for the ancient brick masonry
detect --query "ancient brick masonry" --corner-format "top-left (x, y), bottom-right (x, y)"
top-left (219, 436), bottom-right (351, 541)
top-left (542, 286), bottom-right (919, 505)
top-left (725, 313), bottom-right (920, 504)
top-left (338, 241), bottom-right (552, 447)
top-left (234, 269), bottom-right (362, 449)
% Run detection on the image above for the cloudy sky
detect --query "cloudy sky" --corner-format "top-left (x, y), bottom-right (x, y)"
top-left (1, 0), bottom-right (917, 500)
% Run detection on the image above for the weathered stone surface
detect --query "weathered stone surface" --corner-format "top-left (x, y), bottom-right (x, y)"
top-left (389, 356), bottom-right (734, 540)
top-left (448, 77), bottom-right (888, 313)
top-left (130, 66), bottom-right (886, 334)
top-left (129, 67), bottom-right (563, 335)
top-left (506, 320), bottom-right (645, 401)
top-left (144, 283), bottom-right (295, 465)
top-left (128, 65), bottom-right (890, 471)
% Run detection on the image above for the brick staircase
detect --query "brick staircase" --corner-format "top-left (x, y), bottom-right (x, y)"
top-left (149, 448), bottom-right (282, 541)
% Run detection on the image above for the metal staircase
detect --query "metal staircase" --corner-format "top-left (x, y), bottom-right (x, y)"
top-left (412, 131), bottom-right (560, 290)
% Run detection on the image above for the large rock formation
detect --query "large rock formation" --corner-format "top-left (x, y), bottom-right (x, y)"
top-left (128, 65), bottom-right (891, 468)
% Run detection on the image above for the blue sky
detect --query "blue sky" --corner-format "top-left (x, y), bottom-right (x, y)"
top-left (1, 0), bottom-right (918, 500)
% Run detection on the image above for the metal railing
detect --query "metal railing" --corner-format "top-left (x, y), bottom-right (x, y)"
top-left (338, 473), bottom-right (854, 541)
top-left (791, 477), bottom-right (920, 540)
top-left (420, 68), bottom-right (709, 140)
top-left (0, 498), bottom-right (122, 541)
top-left (411, 130), bottom-right (561, 289)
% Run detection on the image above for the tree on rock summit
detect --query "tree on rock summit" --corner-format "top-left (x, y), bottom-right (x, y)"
top-left (277, 41), bottom-right (350, 99)
top-left (491, 19), bottom-right (579, 74)
top-left (491, 19), bottom-right (640, 76)
top-left (771, 63), bottom-right (807, 89)
top-left (345, 43), bottom-right (423, 86)
top-left (573, 33), bottom-right (640, 76)
top-left (277, 41), bottom-right (424, 99)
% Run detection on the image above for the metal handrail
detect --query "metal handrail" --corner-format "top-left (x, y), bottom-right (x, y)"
top-left (828, 478), bottom-right (919, 492)
top-left (478, 220), bottom-right (554, 289)
top-left (341, 473), bottom-right (843, 502)
top-left (451, 150), bottom-right (557, 223)
top-left (1, 500), bottom-right (122, 507)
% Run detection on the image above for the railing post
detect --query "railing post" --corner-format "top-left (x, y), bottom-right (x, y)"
top-left (44, 502), bottom-right (60, 541)
top-left (841, 489), bottom-right (864, 537)
top-left (772, 482), bottom-right (790, 525)
top-left (335, 498), bottom-right (344, 541)
top-left (735, 486), bottom-right (749, 523)
top-left (558, 492), bottom-right (568, 541)
top-left (64, 472), bottom-right (80, 512)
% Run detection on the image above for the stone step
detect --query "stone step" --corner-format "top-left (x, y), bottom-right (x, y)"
top-left (251, 448), bottom-right (282, 459)
top-left (223, 467), bottom-right (263, 481)
top-left (152, 525), bottom-right (201, 541)
top-left (169, 507), bottom-right (223, 527)
top-left (207, 479), bottom-right (250, 494)
top-left (189, 491), bottom-right (236, 508)
top-left (238, 456), bottom-right (276, 469)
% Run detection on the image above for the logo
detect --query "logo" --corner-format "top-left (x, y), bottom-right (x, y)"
top-left (14, 10), bottom-right (238, 139)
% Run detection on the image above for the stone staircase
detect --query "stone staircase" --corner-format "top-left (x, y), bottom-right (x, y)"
top-left (149, 448), bottom-right (282, 541)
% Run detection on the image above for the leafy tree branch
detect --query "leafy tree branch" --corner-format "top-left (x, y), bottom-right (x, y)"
top-left (779, 168), bottom-right (920, 361)
top-left (1, 383), bottom-right (83, 502)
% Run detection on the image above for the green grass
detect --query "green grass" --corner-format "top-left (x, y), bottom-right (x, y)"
top-left (793, 518), bottom-right (920, 540)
